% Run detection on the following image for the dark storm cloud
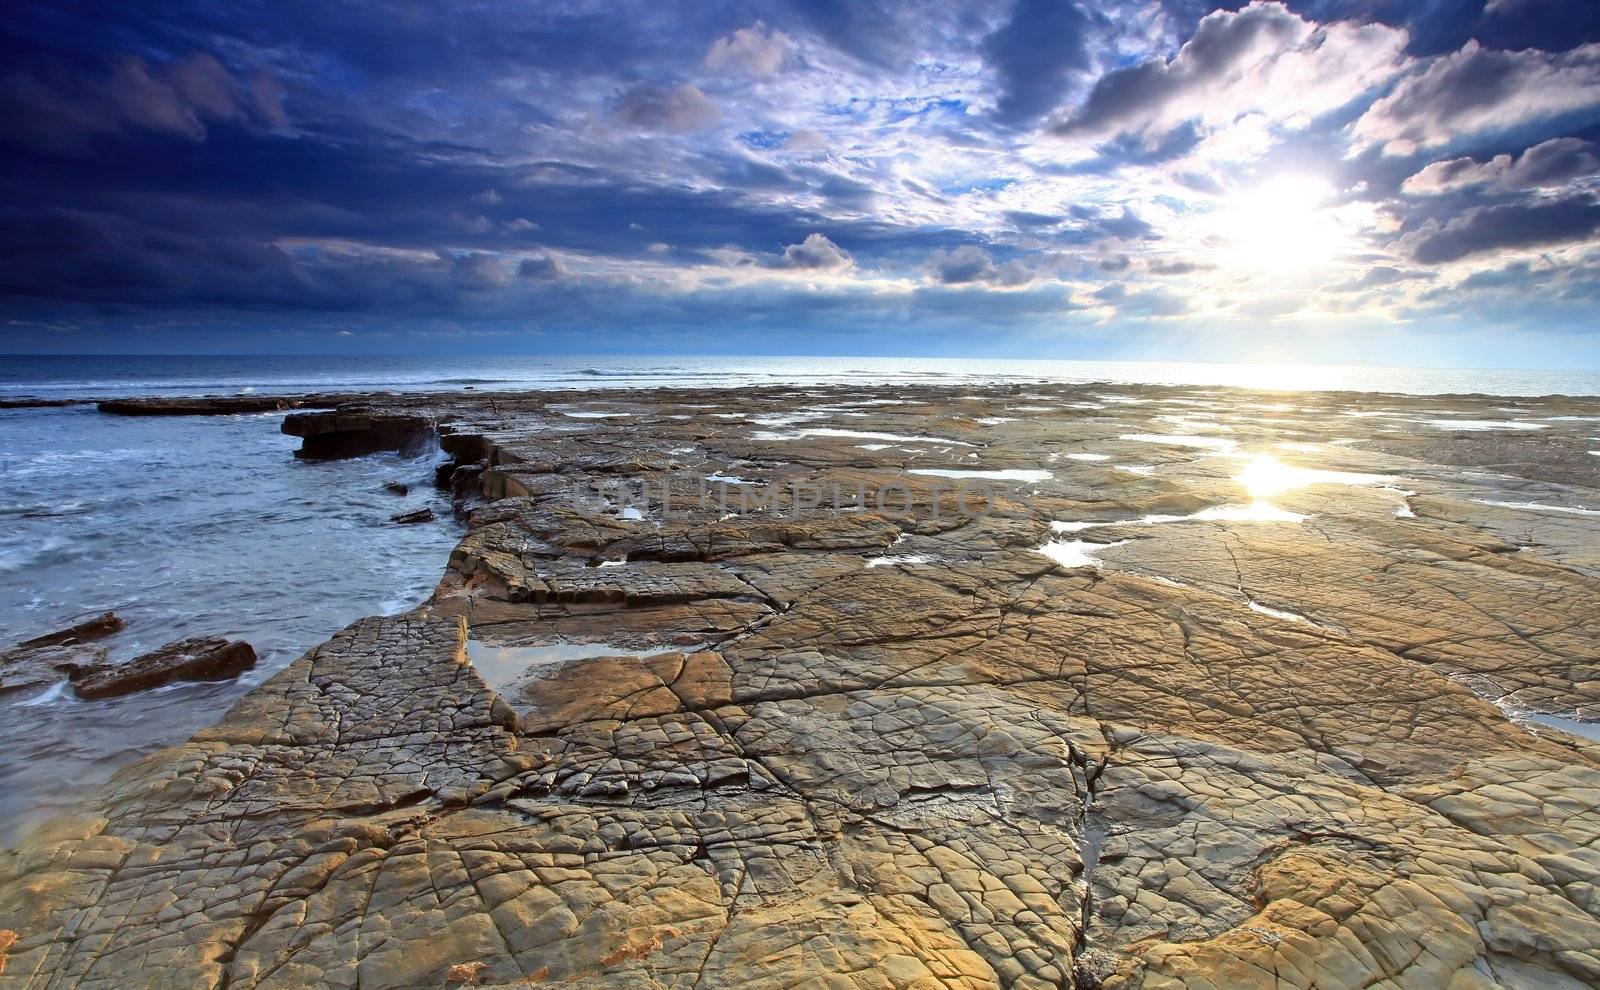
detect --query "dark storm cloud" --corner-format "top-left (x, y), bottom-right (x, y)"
top-left (1061, 122), bottom-right (1205, 175)
top-left (1063, 205), bottom-right (1156, 243)
top-left (981, 0), bottom-right (1098, 129)
top-left (611, 82), bottom-right (722, 132)
top-left (1289, 0), bottom-right (1600, 57)
top-left (1, 0), bottom-right (1599, 351)
top-left (0, 52), bottom-right (287, 154)
top-left (1408, 194), bottom-right (1600, 262)
top-left (925, 245), bottom-right (1034, 286)
top-left (517, 254), bottom-right (568, 280)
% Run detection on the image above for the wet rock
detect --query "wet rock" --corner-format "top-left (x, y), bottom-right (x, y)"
top-left (282, 406), bottom-right (435, 459)
top-left (383, 481), bottom-right (410, 495)
top-left (0, 612), bottom-right (124, 696)
top-left (99, 396), bottom-right (295, 416)
top-left (5, 383), bottom-right (1600, 989)
top-left (71, 636), bottom-right (257, 700)
top-left (0, 398), bottom-right (87, 409)
top-left (14, 611), bottom-right (124, 649)
top-left (390, 507), bottom-right (434, 524)
top-left (1, 644), bottom-right (105, 697)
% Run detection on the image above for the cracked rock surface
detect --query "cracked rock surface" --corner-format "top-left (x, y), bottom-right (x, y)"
top-left (3, 382), bottom-right (1598, 989)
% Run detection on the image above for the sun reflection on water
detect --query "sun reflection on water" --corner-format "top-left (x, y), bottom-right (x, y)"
top-left (1235, 453), bottom-right (1391, 500)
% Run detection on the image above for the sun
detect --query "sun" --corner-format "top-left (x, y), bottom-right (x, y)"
top-left (1211, 175), bottom-right (1350, 274)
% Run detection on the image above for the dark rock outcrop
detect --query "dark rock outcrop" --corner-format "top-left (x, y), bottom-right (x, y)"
top-left (282, 406), bottom-right (435, 459)
top-left (71, 636), bottom-right (257, 700)
top-left (0, 398), bottom-right (88, 409)
top-left (389, 507), bottom-right (434, 524)
top-left (13, 611), bottom-right (124, 649)
top-left (98, 397), bottom-right (297, 416)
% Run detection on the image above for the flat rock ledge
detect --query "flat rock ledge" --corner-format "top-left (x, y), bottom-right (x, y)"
top-left (3, 382), bottom-right (1599, 989)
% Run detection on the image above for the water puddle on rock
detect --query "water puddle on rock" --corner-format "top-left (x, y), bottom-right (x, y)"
top-left (908, 468), bottom-right (1052, 483)
top-left (788, 428), bottom-right (978, 446)
top-left (1037, 539), bottom-right (1128, 570)
top-left (1514, 712), bottom-right (1600, 742)
top-left (1120, 433), bottom-right (1239, 452)
top-left (1051, 502), bottom-right (1308, 532)
top-left (1234, 454), bottom-right (1393, 500)
top-left (465, 639), bottom-right (685, 708)
top-left (866, 554), bottom-right (930, 568)
top-left (1247, 600), bottom-right (1316, 624)
top-left (1473, 499), bottom-right (1600, 517)
top-left (1422, 419), bottom-right (1548, 432)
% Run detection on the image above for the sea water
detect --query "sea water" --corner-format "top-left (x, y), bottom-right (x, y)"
top-left (0, 403), bottom-right (461, 842)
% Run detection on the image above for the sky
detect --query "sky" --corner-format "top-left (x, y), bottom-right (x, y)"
top-left (4, 0), bottom-right (1600, 367)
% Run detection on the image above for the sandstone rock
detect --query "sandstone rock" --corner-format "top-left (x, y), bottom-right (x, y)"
top-left (71, 636), bottom-right (257, 700)
top-left (390, 507), bottom-right (434, 524)
top-left (4, 382), bottom-right (1599, 989)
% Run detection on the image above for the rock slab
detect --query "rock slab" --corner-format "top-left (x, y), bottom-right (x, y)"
top-left (71, 636), bottom-right (257, 700)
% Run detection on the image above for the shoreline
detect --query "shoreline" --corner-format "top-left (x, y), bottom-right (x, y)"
top-left (2, 381), bottom-right (1598, 987)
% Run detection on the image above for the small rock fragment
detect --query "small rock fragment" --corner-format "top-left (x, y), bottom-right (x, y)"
top-left (391, 507), bottom-right (434, 524)
top-left (445, 960), bottom-right (487, 983)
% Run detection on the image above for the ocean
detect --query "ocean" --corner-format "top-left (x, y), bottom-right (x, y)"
top-left (4, 353), bottom-right (1600, 399)
top-left (1, 352), bottom-right (1597, 844)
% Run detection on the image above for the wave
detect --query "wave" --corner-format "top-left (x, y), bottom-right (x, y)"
top-left (577, 368), bottom-right (692, 378)
top-left (0, 500), bottom-right (93, 518)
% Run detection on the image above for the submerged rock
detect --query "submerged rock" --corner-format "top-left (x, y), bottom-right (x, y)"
top-left (383, 481), bottom-right (410, 495)
top-left (70, 636), bottom-right (257, 700)
top-left (390, 507), bottom-right (434, 524)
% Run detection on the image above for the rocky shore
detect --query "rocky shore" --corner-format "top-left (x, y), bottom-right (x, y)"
top-left (2, 382), bottom-right (1598, 988)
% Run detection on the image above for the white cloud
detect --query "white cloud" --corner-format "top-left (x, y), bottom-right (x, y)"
top-left (705, 22), bottom-right (794, 77)
top-left (783, 128), bottom-right (829, 154)
top-left (1053, 3), bottom-right (1405, 143)
top-left (777, 233), bottom-right (853, 270)
top-left (1352, 42), bottom-right (1600, 156)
